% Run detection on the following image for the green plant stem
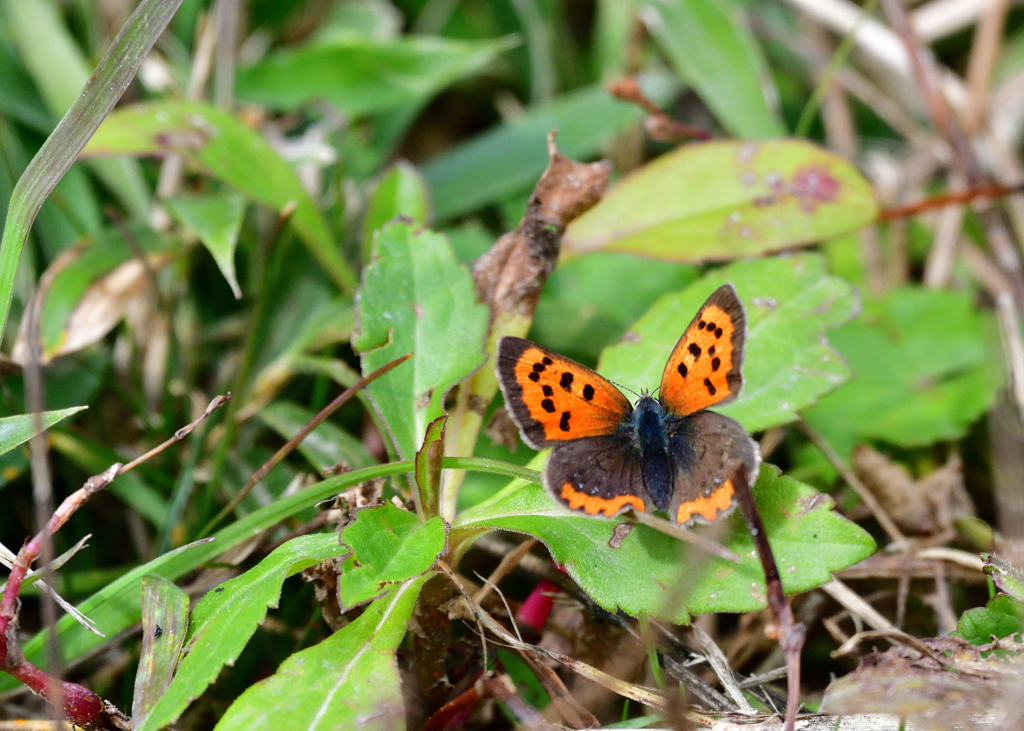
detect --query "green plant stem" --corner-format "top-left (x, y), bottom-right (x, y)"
top-left (0, 0), bottom-right (184, 342)
top-left (794, 0), bottom-right (878, 138)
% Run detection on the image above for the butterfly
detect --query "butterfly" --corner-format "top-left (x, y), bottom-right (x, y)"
top-left (496, 283), bottom-right (760, 526)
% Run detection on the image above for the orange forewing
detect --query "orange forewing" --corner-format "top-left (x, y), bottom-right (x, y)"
top-left (659, 284), bottom-right (746, 416)
top-left (497, 338), bottom-right (631, 448)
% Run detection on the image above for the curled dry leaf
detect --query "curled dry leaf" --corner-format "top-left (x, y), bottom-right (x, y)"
top-left (852, 444), bottom-right (973, 537)
top-left (472, 131), bottom-right (611, 333)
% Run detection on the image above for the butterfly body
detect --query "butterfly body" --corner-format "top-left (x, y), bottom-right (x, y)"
top-left (497, 283), bottom-right (760, 527)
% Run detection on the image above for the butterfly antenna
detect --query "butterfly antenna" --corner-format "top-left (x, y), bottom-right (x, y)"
top-left (609, 378), bottom-right (642, 400)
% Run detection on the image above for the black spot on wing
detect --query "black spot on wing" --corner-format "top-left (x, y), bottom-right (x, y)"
top-left (582, 384), bottom-right (595, 401)
top-left (541, 399), bottom-right (556, 413)
top-left (677, 362), bottom-right (687, 378)
top-left (688, 343), bottom-right (701, 360)
top-left (542, 385), bottom-right (553, 396)
top-left (703, 378), bottom-right (716, 395)
top-left (560, 372), bottom-right (574, 391)
top-left (559, 411), bottom-right (572, 431)
top-left (528, 372), bottom-right (540, 382)
top-left (711, 357), bottom-right (721, 371)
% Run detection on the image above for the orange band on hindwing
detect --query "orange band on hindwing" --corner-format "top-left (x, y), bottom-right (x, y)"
top-left (560, 483), bottom-right (645, 516)
top-left (676, 480), bottom-right (735, 524)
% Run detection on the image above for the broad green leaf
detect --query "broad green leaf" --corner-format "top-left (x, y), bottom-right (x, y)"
top-left (12, 226), bottom-right (178, 363)
top-left (641, 0), bottom-right (784, 139)
top-left (423, 72), bottom-right (680, 220)
top-left (562, 139), bottom-right (877, 261)
top-left (165, 192), bottom-right (246, 299)
top-left (80, 101), bottom-right (356, 292)
top-left (415, 416), bottom-right (447, 519)
top-left (956, 595), bottom-right (1024, 645)
top-left (599, 254), bottom-right (858, 432)
top-left (236, 35), bottom-right (513, 117)
top-left (135, 534), bottom-right (349, 731)
top-left (530, 253), bottom-right (699, 364)
top-left (453, 464), bottom-right (875, 622)
top-left (0, 407), bottom-right (85, 456)
top-left (258, 400), bottom-right (377, 474)
top-left (803, 287), bottom-right (1001, 457)
top-left (132, 576), bottom-right (189, 728)
top-left (352, 221), bottom-right (488, 459)
top-left (3, 0), bottom-right (150, 218)
top-left (361, 161), bottom-right (431, 261)
top-left (338, 503), bottom-right (446, 608)
top-left (984, 554), bottom-right (1024, 603)
top-left (214, 576), bottom-right (426, 731)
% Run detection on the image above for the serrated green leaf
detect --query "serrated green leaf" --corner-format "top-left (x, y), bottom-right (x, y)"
top-left (258, 400), bottom-right (377, 474)
top-left (423, 72), bottom-right (680, 220)
top-left (530, 253), bottom-right (699, 364)
top-left (0, 407), bottom-right (86, 456)
top-left (339, 503), bottom-right (446, 608)
top-left (563, 139), bottom-right (877, 261)
top-left (214, 576), bottom-right (425, 731)
top-left (599, 254), bottom-right (858, 432)
top-left (803, 287), bottom-right (1001, 457)
top-left (236, 34), bottom-right (513, 117)
top-left (165, 192), bottom-right (246, 299)
top-left (352, 221), bottom-right (488, 459)
top-left (132, 576), bottom-right (189, 728)
top-left (984, 554), bottom-right (1024, 603)
top-left (80, 101), bottom-right (356, 293)
top-left (956, 595), bottom-right (1024, 645)
top-left (641, 0), bottom-right (784, 138)
top-left (361, 161), bottom-right (431, 261)
top-left (135, 534), bottom-right (349, 731)
top-left (453, 463), bottom-right (875, 622)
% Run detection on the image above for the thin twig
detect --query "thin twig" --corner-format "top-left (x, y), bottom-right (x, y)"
top-left (728, 462), bottom-right (804, 731)
top-left (800, 422), bottom-right (907, 544)
top-left (628, 508), bottom-right (742, 563)
top-left (689, 623), bottom-right (755, 713)
top-left (472, 538), bottom-right (537, 605)
top-left (606, 77), bottom-right (713, 142)
top-left (201, 353), bottom-right (412, 535)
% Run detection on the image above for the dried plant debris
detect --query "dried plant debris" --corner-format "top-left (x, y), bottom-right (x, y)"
top-left (822, 637), bottom-right (1024, 730)
top-left (852, 445), bottom-right (973, 536)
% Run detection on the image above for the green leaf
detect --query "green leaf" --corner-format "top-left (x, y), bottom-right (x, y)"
top-left (599, 254), bottom-right (858, 432)
top-left (562, 139), bottom-right (878, 261)
top-left (213, 576), bottom-right (426, 731)
top-left (984, 554), bottom-right (1024, 604)
top-left (530, 253), bottom-right (699, 364)
top-left (80, 101), bottom-right (356, 293)
top-left (416, 415), bottom-right (447, 519)
top-left (803, 287), bottom-right (1001, 457)
top-left (0, 407), bottom-right (85, 456)
top-left (352, 221), bottom-right (488, 459)
top-left (236, 34), bottom-right (513, 117)
top-left (0, 0), bottom-right (180, 341)
top-left (339, 503), bottom-right (447, 608)
top-left (3, 0), bottom-right (151, 217)
top-left (453, 464), bottom-right (875, 622)
top-left (135, 534), bottom-right (349, 731)
top-left (956, 595), bottom-right (1024, 645)
top-left (165, 192), bottom-right (246, 299)
top-left (423, 72), bottom-right (680, 220)
top-left (132, 576), bottom-right (189, 728)
top-left (361, 161), bottom-right (431, 261)
top-left (641, 0), bottom-right (784, 138)
top-left (257, 400), bottom-right (377, 474)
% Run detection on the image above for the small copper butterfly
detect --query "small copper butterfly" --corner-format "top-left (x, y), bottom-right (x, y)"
top-left (496, 283), bottom-right (760, 526)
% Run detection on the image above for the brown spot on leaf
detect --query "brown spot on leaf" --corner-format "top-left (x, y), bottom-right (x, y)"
top-left (608, 522), bottom-right (633, 549)
top-left (789, 164), bottom-right (840, 212)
